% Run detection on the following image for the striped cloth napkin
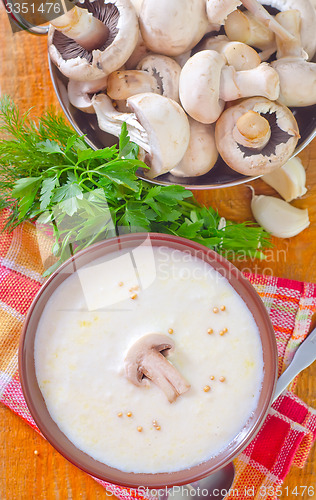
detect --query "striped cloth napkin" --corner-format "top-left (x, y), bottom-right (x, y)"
top-left (1, 208), bottom-right (316, 500)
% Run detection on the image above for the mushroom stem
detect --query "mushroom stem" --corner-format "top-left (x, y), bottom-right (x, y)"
top-left (233, 110), bottom-right (271, 150)
top-left (215, 97), bottom-right (300, 176)
top-left (258, 46), bottom-right (278, 62)
top-left (275, 10), bottom-right (307, 60)
top-left (222, 41), bottom-right (261, 70)
top-left (140, 350), bottom-right (190, 403)
top-left (219, 63), bottom-right (280, 101)
top-left (199, 36), bottom-right (261, 70)
top-left (124, 333), bottom-right (190, 403)
top-left (240, 0), bottom-right (295, 42)
top-left (225, 9), bottom-right (275, 51)
top-left (51, 6), bottom-right (109, 52)
top-left (92, 93), bottom-right (150, 151)
top-left (271, 10), bottom-right (316, 106)
top-left (179, 51), bottom-right (279, 124)
top-left (107, 70), bottom-right (160, 100)
top-left (93, 93), bottom-right (190, 178)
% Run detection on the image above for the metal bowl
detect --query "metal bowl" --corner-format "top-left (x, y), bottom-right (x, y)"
top-left (49, 57), bottom-right (316, 190)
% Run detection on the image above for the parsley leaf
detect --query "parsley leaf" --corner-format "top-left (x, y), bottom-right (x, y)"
top-left (0, 97), bottom-right (272, 275)
top-left (39, 175), bottom-right (59, 210)
top-left (36, 139), bottom-right (62, 155)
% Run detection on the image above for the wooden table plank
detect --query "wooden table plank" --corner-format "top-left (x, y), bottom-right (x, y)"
top-left (0, 405), bottom-right (112, 499)
top-left (0, 4), bottom-right (315, 499)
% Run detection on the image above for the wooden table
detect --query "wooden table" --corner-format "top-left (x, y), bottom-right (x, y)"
top-left (0, 5), bottom-right (315, 499)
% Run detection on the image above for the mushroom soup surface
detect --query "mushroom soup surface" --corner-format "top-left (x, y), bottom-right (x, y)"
top-left (35, 245), bottom-right (264, 473)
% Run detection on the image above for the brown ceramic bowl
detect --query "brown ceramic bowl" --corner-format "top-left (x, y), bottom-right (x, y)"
top-left (19, 233), bottom-right (278, 488)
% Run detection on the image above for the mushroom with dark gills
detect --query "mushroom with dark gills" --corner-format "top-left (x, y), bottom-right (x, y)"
top-left (137, 55), bottom-right (182, 103)
top-left (107, 55), bottom-right (182, 103)
top-left (67, 75), bottom-right (108, 113)
top-left (215, 97), bottom-right (300, 176)
top-left (124, 333), bottom-right (191, 403)
top-left (48, 0), bottom-right (139, 81)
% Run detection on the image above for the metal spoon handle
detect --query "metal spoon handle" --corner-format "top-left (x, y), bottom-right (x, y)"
top-left (273, 327), bottom-right (316, 402)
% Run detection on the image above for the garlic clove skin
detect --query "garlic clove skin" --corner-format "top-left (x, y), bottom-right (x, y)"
top-left (261, 157), bottom-right (307, 202)
top-left (251, 194), bottom-right (309, 238)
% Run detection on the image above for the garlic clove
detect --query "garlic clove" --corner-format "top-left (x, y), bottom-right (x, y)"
top-left (250, 193), bottom-right (309, 238)
top-left (261, 157), bottom-right (307, 202)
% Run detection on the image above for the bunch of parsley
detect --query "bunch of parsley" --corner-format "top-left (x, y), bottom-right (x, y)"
top-left (0, 97), bottom-right (271, 275)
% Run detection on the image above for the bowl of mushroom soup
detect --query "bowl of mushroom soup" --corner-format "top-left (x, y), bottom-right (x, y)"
top-left (19, 233), bottom-right (278, 487)
top-left (47, 0), bottom-right (316, 189)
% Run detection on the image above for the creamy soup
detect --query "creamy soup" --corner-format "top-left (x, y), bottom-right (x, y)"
top-left (35, 244), bottom-right (264, 473)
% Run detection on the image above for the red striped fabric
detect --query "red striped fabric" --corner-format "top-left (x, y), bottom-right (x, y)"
top-left (1, 211), bottom-right (315, 500)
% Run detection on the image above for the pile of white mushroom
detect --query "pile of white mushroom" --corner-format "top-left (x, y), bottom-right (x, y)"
top-left (48, 0), bottom-right (316, 180)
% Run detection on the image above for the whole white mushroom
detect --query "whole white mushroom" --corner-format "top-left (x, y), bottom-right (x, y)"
top-left (48, 0), bottom-right (139, 81)
top-left (139, 0), bottom-right (209, 56)
top-left (255, 0), bottom-right (316, 60)
top-left (198, 35), bottom-right (261, 70)
top-left (171, 118), bottom-right (218, 178)
top-left (179, 50), bottom-right (280, 124)
top-left (92, 93), bottom-right (190, 179)
top-left (271, 10), bottom-right (316, 106)
top-left (215, 97), bottom-right (300, 176)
